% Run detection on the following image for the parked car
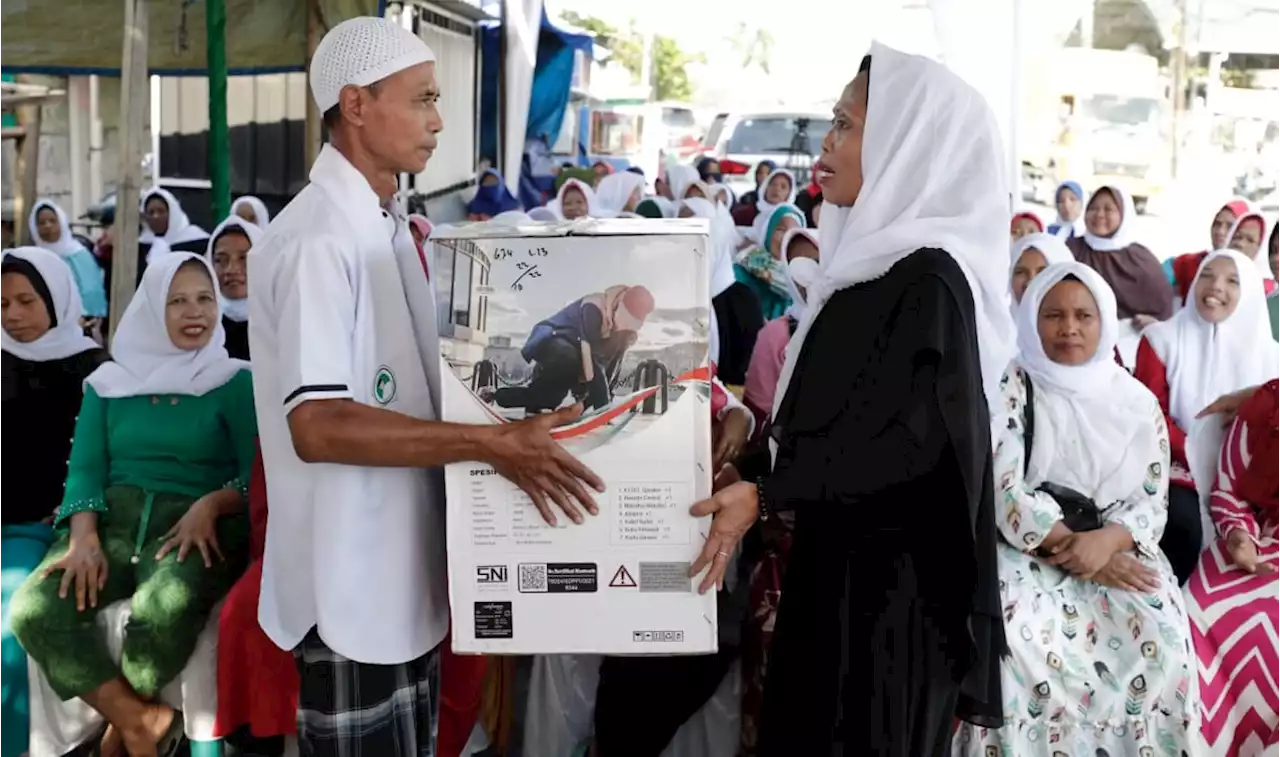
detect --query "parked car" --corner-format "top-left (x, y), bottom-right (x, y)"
top-left (699, 111), bottom-right (831, 196)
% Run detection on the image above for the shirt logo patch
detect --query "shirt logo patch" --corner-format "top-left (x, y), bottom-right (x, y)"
top-left (373, 366), bottom-right (397, 406)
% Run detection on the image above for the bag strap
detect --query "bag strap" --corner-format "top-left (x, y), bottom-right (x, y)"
top-left (1021, 370), bottom-right (1035, 477)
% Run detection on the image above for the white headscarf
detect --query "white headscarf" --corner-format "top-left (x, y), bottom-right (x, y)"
top-left (755, 168), bottom-right (798, 215)
top-left (1081, 185), bottom-right (1137, 252)
top-left (526, 206), bottom-right (559, 222)
top-left (86, 252), bottom-right (247, 398)
top-left (1009, 232), bottom-right (1074, 303)
top-left (1224, 210), bottom-right (1273, 281)
top-left (27, 199), bottom-right (86, 258)
top-left (1013, 262), bottom-right (1159, 505)
top-left (206, 216), bottom-right (263, 323)
top-left (680, 197), bottom-right (738, 298)
top-left (230, 195), bottom-right (271, 228)
top-left (664, 165), bottom-right (700, 206)
top-left (1142, 249), bottom-right (1279, 430)
top-left (594, 172), bottom-right (646, 217)
top-left (780, 227), bottom-right (819, 321)
top-left (138, 187), bottom-right (210, 246)
top-left (490, 210), bottom-right (533, 224)
top-left (775, 42), bottom-right (1016, 421)
top-left (547, 179), bottom-right (599, 220)
top-left (711, 183), bottom-right (735, 207)
top-left (1, 247), bottom-right (100, 361)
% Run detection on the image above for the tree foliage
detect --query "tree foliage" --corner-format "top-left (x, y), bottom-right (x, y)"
top-left (727, 22), bottom-right (774, 75)
top-left (560, 11), bottom-right (703, 101)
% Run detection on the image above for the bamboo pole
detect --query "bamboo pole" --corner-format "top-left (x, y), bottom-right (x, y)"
top-left (110, 0), bottom-right (150, 342)
top-left (13, 104), bottom-right (41, 246)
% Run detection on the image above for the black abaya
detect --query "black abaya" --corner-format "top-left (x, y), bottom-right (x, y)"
top-left (222, 317), bottom-right (250, 361)
top-left (712, 281), bottom-right (765, 386)
top-left (2, 348), bottom-right (110, 525)
top-left (739, 247), bottom-right (1004, 756)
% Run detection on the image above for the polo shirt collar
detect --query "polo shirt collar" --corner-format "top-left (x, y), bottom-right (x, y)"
top-left (309, 143), bottom-right (399, 238)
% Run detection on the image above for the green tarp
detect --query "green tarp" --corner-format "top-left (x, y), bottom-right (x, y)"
top-left (1, 0), bottom-right (382, 75)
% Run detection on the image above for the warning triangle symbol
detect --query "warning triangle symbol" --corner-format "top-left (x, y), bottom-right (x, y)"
top-left (609, 565), bottom-right (637, 588)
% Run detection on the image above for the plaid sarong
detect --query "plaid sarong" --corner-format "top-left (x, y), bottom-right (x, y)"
top-left (294, 628), bottom-right (440, 757)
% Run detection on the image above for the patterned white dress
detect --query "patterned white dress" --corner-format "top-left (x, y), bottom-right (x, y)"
top-left (954, 365), bottom-right (1198, 756)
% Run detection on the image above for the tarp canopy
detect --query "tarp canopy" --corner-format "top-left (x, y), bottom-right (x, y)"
top-left (1, 0), bottom-right (384, 75)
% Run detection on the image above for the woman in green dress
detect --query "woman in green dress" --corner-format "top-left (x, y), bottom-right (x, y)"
top-left (10, 252), bottom-right (255, 757)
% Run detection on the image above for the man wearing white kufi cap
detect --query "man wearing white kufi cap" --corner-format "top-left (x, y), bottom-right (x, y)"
top-left (249, 15), bottom-right (603, 755)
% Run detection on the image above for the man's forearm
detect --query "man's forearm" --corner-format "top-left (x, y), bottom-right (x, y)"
top-left (289, 399), bottom-right (495, 468)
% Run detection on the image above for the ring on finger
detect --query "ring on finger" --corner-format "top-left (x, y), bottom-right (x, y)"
top-left (716, 550), bottom-right (731, 558)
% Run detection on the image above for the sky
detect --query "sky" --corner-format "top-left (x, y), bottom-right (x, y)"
top-left (546, 0), bottom-right (950, 108)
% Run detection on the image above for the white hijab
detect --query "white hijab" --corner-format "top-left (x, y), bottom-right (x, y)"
top-left (776, 42), bottom-right (1016, 421)
top-left (1081, 185), bottom-right (1137, 252)
top-left (526, 206), bottom-right (559, 222)
top-left (547, 179), bottom-right (599, 220)
top-left (27, 199), bottom-right (86, 258)
top-left (1010, 232), bottom-right (1074, 303)
top-left (664, 165), bottom-right (700, 206)
top-left (1014, 262), bottom-right (1158, 505)
top-left (594, 172), bottom-right (646, 217)
top-left (680, 197), bottom-right (738, 298)
top-left (1143, 249), bottom-right (1279, 430)
top-left (1, 247), bottom-right (100, 361)
top-left (86, 252), bottom-right (247, 398)
top-left (230, 195), bottom-right (271, 228)
top-left (755, 168), bottom-right (798, 215)
top-left (138, 187), bottom-right (210, 246)
top-left (1224, 210), bottom-right (1274, 281)
top-left (711, 183), bottom-right (735, 207)
top-left (781, 227), bottom-right (819, 321)
top-left (206, 216), bottom-right (263, 323)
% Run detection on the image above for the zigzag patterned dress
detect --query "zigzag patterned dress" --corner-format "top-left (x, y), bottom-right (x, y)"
top-left (1185, 381), bottom-right (1279, 757)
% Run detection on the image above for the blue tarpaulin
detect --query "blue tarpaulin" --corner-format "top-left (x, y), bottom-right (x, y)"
top-left (478, 10), bottom-right (592, 169)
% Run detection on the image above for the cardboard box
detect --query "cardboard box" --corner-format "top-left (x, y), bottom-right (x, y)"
top-left (432, 218), bottom-right (717, 655)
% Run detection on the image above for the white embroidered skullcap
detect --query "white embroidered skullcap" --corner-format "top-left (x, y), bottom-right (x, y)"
top-left (309, 16), bottom-right (436, 113)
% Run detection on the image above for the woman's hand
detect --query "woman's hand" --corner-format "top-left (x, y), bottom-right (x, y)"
top-left (1045, 528), bottom-right (1123, 579)
top-left (155, 490), bottom-right (238, 567)
top-left (1196, 385), bottom-right (1260, 422)
top-left (41, 529), bottom-right (109, 611)
top-left (1226, 530), bottom-right (1274, 575)
top-left (712, 407), bottom-right (751, 471)
top-left (688, 481), bottom-right (760, 594)
top-left (1092, 552), bottom-right (1161, 593)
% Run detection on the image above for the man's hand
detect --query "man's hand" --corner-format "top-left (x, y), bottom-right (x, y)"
top-left (1197, 385), bottom-right (1260, 421)
top-left (1092, 552), bottom-right (1161, 593)
top-left (688, 481), bottom-right (759, 594)
top-left (486, 403), bottom-right (605, 527)
top-left (1226, 530), bottom-right (1274, 575)
top-left (712, 407), bottom-right (751, 471)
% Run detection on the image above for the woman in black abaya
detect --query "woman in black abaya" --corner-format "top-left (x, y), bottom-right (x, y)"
top-left (689, 44), bottom-right (1011, 756)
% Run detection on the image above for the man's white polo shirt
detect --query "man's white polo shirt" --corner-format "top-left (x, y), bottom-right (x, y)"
top-left (249, 144), bottom-right (448, 664)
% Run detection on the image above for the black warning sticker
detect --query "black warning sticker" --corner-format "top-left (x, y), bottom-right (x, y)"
top-left (474, 601), bottom-right (513, 639)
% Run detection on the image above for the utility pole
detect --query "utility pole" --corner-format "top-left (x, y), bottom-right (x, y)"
top-left (1170, 0), bottom-right (1188, 180)
top-left (206, 0), bottom-right (230, 221)
top-left (110, 0), bottom-right (150, 342)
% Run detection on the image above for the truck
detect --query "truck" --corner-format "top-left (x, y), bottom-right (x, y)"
top-left (1025, 48), bottom-right (1170, 214)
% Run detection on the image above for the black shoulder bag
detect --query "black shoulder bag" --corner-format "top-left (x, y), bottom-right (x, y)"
top-left (1021, 371), bottom-right (1104, 532)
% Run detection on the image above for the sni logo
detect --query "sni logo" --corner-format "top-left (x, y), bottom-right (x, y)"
top-left (476, 565), bottom-right (508, 585)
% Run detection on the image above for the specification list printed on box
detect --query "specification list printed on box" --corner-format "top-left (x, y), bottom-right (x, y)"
top-left (432, 221), bottom-right (718, 656)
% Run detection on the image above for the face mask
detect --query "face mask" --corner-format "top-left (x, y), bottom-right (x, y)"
top-left (788, 256), bottom-right (820, 290)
